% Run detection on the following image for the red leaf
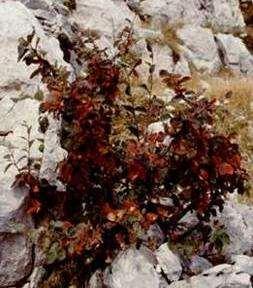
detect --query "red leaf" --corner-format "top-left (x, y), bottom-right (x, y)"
top-left (199, 169), bottom-right (209, 180)
top-left (26, 199), bottom-right (41, 214)
top-left (145, 212), bottom-right (158, 223)
top-left (172, 139), bottom-right (194, 156)
top-left (197, 193), bottom-right (211, 213)
top-left (59, 162), bottom-right (73, 183)
top-left (228, 154), bottom-right (241, 169)
top-left (128, 161), bottom-right (146, 182)
top-left (218, 163), bottom-right (234, 176)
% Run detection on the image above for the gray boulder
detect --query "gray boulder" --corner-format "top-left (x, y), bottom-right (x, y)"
top-left (0, 1), bottom-right (69, 286)
top-left (220, 200), bottom-right (253, 256)
top-left (177, 26), bottom-right (221, 74)
top-left (104, 247), bottom-right (160, 288)
top-left (169, 260), bottom-right (253, 288)
top-left (207, 0), bottom-right (245, 33)
top-left (215, 33), bottom-right (253, 74)
top-left (139, 0), bottom-right (206, 27)
top-left (189, 256), bottom-right (213, 275)
top-left (104, 246), bottom-right (182, 288)
top-left (155, 244), bottom-right (182, 282)
top-left (0, 233), bottom-right (33, 287)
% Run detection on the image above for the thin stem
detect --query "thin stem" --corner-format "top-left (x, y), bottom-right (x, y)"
top-left (27, 127), bottom-right (31, 174)
top-left (10, 152), bottom-right (21, 174)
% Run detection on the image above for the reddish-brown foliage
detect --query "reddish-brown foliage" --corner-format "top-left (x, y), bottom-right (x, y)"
top-left (17, 27), bottom-right (248, 284)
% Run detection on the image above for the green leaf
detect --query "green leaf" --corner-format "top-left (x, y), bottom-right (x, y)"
top-left (128, 124), bottom-right (139, 137)
top-left (3, 154), bottom-right (11, 160)
top-left (46, 242), bottom-right (66, 264)
top-left (146, 40), bottom-right (153, 53)
top-left (27, 28), bottom-right (35, 43)
top-left (4, 163), bottom-right (13, 173)
top-left (211, 228), bottom-right (230, 252)
top-left (37, 138), bottom-right (44, 143)
top-left (149, 64), bottom-right (155, 74)
top-left (27, 126), bottom-right (32, 135)
top-left (33, 163), bottom-right (41, 171)
top-left (47, 243), bottom-right (59, 264)
top-left (20, 165), bottom-right (28, 171)
top-left (29, 139), bottom-right (35, 148)
top-left (35, 37), bottom-right (40, 49)
top-left (139, 84), bottom-right (149, 92)
top-left (135, 106), bottom-right (147, 113)
top-left (21, 121), bottom-right (28, 128)
top-left (17, 38), bottom-right (29, 62)
top-left (30, 68), bottom-right (41, 79)
top-left (11, 94), bottom-right (32, 103)
top-left (125, 85), bottom-right (131, 96)
top-left (39, 143), bottom-right (45, 153)
top-left (34, 90), bottom-right (44, 101)
top-left (17, 155), bottom-right (27, 164)
top-left (122, 105), bottom-right (135, 114)
top-left (28, 229), bottom-right (39, 243)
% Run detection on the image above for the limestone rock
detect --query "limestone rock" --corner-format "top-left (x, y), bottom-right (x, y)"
top-left (39, 116), bottom-right (67, 188)
top-left (155, 244), bottom-right (182, 282)
top-left (104, 247), bottom-right (160, 288)
top-left (0, 233), bottom-right (33, 287)
top-left (140, 0), bottom-right (245, 34)
top-left (189, 256), bottom-right (213, 275)
top-left (0, 2), bottom-right (69, 286)
top-left (220, 201), bottom-right (253, 256)
top-left (88, 270), bottom-right (104, 288)
top-left (20, 0), bottom-right (55, 11)
top-left (177, 26), bottom-right (221, 74)
top-left (140, 0), bottom-right (206, 27)
top-left (103, 246), bottom-right (182, 288)
top-left (22, 266), bottom-right (46, 288)
top-left (169, 261), bottom-right (252, 288)
top-left (0, 1), bottom-right (68, 95)
top-left (207, 0), bottom-right (245, 33)
top-left (141, 224), bottom-right (165, 248)
top-left (231, 254), bottom-right (253, 276)
top-left (70, 0), bottom-right (251, 76)
top-left (72, 0), bottom-right (136, 45)
top-left (215, 33), bottom-right (253, 74)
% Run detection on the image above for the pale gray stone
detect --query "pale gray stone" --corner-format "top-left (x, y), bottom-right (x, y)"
top-left (219, 201), bottom-right (253, 256)
top-left (189, 256), bottom-right (213, 275)
top-left (169, 262), bottom-right (252, 288)
top-left (72, 0), bottom-right (136, 44)
top-left (231, 254), bottom-right (253, 276)
top-left (207, 0), bottom-right (245, 33)
top-left (177, 26), bottom-right (221, 74)
top-left (141, 224), bottom-right (165, 248)
top-left (0, 233), bottom-right (33, 287)
top-left (104, 247), bottom-right (160, 288)
top-left (140, 0), bottom-right (206, 27)
top-left (40, 116), bottom-right (67, 188)
top-left (0, 2), bottom-right (70, 286)
top-left (155, 244), bottom-right (182, 282)
top-left (22, 266), bottom-right (46, 288)
top-left (215, 33), bottom-right (253, 74)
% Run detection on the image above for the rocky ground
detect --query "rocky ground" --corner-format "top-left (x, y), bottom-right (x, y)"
top-left (0, 0), bottom-right (252, 287)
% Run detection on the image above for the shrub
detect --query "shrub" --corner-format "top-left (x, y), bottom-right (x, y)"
top-left (17, 27), bottom-right (248, 285)
top-left (185, 73), bottom-right (253, 202)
